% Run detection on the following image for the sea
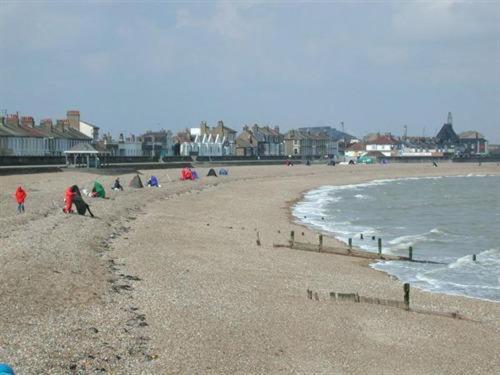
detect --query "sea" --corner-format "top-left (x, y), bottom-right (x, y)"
top-left (293, 174), bottom-right (500, 302)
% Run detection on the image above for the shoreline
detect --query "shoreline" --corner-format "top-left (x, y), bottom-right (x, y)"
top-left (113, 163), bottom-right (500, 373)
top-left (2, 163), bottom-right (500, 373)
top-left (289, 173), bottom-right (500, 305)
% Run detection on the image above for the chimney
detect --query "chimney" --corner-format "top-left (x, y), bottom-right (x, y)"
top-left (274, 126), bottom-right (280, 134)
top-left (252, 124), bottom-right (259, 133)
top-left (66, 110), bottom-right (80, 131)
top-left (6, 114), bottom-right (19, 127)
top-left (21, 116), bottom-right (35, 128)
top-left (119, 133), bottom-right (124, 142)
top-left (201, 121), bottom-right (210, 136)
top-left (40, 118), bottom-right (53, 131)
top-left (56, 119), bottom-right (70, 132)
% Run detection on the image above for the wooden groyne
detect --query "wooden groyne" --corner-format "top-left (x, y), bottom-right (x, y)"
top-left (306, 284), bottom-right (470, 321)
top-left (274, 231), bottom-right (444, 264)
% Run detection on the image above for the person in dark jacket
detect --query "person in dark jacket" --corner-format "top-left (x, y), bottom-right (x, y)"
top-left (113, 177), bottom-right (123, 191)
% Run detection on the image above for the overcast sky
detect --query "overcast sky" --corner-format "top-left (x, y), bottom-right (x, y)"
top-left (1, 1), bottom-right (499, 142)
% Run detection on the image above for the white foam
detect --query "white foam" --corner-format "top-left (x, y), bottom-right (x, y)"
top-left (294, 176), bottom-right (500, 302)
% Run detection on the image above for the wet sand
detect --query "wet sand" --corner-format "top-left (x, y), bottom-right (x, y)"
top-left (0, 163), bottom-right (499, 373)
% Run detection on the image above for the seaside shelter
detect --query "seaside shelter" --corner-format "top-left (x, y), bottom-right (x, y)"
top-left (64, 143), bottom-right (110, 168)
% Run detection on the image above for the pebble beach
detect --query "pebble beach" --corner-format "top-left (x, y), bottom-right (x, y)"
top-left (1, 163), bottom-right (499, 374)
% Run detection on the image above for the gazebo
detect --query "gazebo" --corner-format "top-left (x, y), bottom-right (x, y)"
top-left (64, 143), bottom-right (110, 168)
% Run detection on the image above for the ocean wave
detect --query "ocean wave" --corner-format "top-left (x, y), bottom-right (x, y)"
top-left (354, 194), bottom-right (368, 199)
top-left (448, 249), bottom-right (500, 269)
top-left (294, 175), bottom-right (500, 302)
top-left (387, 228), bottom-right (449, 251)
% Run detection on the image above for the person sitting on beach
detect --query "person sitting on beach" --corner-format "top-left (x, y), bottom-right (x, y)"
top-left (181, 167), bottom-right (192, 180)
top-left (63, 185), bottom-right (94, 217)
top-left (113, 177), bottom-right (123, 191)
top-left (14, 186), bottom-right (27, 214)
top-left (63, 185), bottom-right (80, 213)
top-left (147, 175), bottom-right (160, 187)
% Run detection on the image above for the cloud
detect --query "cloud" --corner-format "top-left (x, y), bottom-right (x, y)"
top-left (176, 1), bottom-right (266, 41)
top-left (0, 2), bottom-right (86, 51)
top-left (392, 1), bottom-right (500, 41)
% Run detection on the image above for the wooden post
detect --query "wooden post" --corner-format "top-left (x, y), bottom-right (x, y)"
top-left (307, 289), bottom-right (313, 299)
top-left (348, 238), bottom-right (352, 250)
top-left (290, 231), bottom-right (295, 247)
top-left (403, 283), bottom-right (410, 310)
top-left (372, 235), bottom-right (376, 240)
top-left (256, 231), bottom-right (261, 246)
top-left (318, 234), bottom-right (323, 252)
top-left (378, 238), bottom-right (382, 257)
top-left (409, 246), bottom-right (413, 260)
top-left (360, 233), bottom-right (364, 240)
top-left (472, 254), bottom-right (477, 262)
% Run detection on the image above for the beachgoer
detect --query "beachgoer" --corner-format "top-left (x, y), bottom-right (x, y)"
top-left (14, 186), bottom-right (27, 214)
top-left (147, 175), bottom-right (160, 187)
top-left (63, 185), bottom-right (80, 213)
top-left (73, 193), bottom-right (94, 217)
top-left (113, 177), bottom-right (123, 191)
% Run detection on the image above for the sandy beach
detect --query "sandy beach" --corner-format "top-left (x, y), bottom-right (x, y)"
top-left (1, 163), bottom-right (499, 374)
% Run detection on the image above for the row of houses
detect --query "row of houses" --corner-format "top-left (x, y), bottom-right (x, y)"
top-left (170, 122), bottom-right (355, 158)
top-left (345, 113), bottom-right (488, 161)
top-left (0, 110), bottom-right (489, 160)
top-left (0, 111), bottom-right (98, 156)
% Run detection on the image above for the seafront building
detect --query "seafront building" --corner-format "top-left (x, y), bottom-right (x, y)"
top-left (66, 110), bottom-right (99, 142)
top-left (433, 112), bottom-right (488, 157)
top-left (99, 133), bottom-right (145, 157)
top-left (342, 113), bottom-right (488, 162)
top-left (141, 130), bottom-right (173, 157)
top-left (365, 134), bottom-right (400, 157)
top-left (0, 113), bottom-right (92, 156)
top-left (177, 121), bottom-right (237, 157)
top-left (0, 110), bottom-right (490, 160)
top-left (235, 124), bottom-right (284, 156)
top-left (283, 129), bottom-right (339, 158)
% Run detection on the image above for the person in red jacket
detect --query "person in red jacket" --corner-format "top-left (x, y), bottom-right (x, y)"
top-left (63, 185), bottom-right (76, 213)
top-left (15, 186), bottom-right (27, 214)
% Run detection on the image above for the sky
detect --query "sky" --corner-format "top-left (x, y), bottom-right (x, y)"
top-left (1, 0), bottom-right (499, 142)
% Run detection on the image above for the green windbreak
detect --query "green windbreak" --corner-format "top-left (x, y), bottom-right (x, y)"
top-left (94, 181), bottom-right (105, 198)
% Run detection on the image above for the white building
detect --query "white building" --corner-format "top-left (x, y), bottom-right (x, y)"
top-left (180, 133), bottom-right (225, 156)
top-left (67, 110), bottom-right (100, 142)
top-left (365, 135), bottom-right (400, 157)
